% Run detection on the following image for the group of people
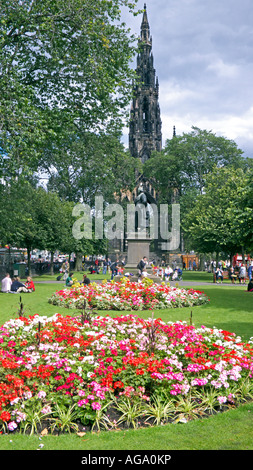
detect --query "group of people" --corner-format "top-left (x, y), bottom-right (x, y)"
top-left (136, 257), bottom-right (183, 282)
top-left (1, 273), bottom-right (35, 293)
top-left (89, 258), bottom-right (128, 278)
top-left (155, 264), bottom-right (183, 282)
top-left (215, 262), bottom-right (253, 285)
top-left (65, 272), bottom-right (91, 287)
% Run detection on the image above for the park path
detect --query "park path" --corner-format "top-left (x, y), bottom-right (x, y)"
top-left (34, 279), bottom-right (244, 287)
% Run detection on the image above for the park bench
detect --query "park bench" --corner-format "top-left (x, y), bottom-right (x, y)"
top-left (213, 271), bottom-right (249, 283)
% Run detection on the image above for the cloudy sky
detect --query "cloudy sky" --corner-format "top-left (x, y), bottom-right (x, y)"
top-left (122, 0), bottom-right (253, 158)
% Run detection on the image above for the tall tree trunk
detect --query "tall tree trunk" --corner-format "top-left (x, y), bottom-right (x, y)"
top-left (199, 253), bottom-right (205, 271)
top-left (50, 251), bottom-right (54, 275)
top-left (230, 253), bottom-right (233, 267)
top-left (215, 251), bottom-right (219, 268)
top-left (75, 252), bottom-right (83, 271)
top-left (27, 245), bottom-right (32, 276)
top-left (242, 246), bottom-right (245, 264)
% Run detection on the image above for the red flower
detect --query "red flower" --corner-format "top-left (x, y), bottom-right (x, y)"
top-left (114, 381), bottom-right (124, 389)
top-left (0, 411), bottom-right (11, 422)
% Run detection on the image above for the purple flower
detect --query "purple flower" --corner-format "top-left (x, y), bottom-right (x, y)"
top-left (8, 421), bottom-right (18, 431)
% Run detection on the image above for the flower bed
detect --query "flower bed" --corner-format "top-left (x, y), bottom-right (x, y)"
top-left (48, 279), bottom-right (209, 311)
top-left (0, 313), bottom-right (253, 434)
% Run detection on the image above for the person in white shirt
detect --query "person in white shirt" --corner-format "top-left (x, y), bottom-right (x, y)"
top-left (239, 264), bottom-right (246, 284)
top-left (141, 268), bottom-right (148, 278)
top-left (1, 273), bottom-right (12, 293)
top-left (164, 266), bottom-right (173, 282)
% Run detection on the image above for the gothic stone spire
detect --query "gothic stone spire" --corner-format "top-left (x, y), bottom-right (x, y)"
top-left (129, 4), bottom-right (162, 163)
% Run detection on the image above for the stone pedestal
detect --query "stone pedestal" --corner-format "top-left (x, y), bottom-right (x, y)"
top-left (114, 232), bottom-right (162, 284)
top-left (126, 232), bottom-right (151, 270)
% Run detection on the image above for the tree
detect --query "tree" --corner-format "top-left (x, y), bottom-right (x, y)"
top-left (0, 180), bottom-right (109, 273)
top-left (143, 127), bottom-right (244, 202)
top-left (0, 0), bottom-right (140, 179)
top-left (143, 127), bottom-right (245, 251)
top-left (46, 132), bottom-right (138, 205)
top-left (34, 189), bottom-right (72, 275)
top-left (59, 200), bottom-right (108, 270)
top-left (0, 182), bottom-right (48, 273)
top-left (183, 166), bottom-right (252, 261)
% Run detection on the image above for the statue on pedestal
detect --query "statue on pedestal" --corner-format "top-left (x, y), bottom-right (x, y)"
top-left (134, 184), bottom-right (150, 233)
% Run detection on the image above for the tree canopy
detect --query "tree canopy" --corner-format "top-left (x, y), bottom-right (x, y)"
top-left (143, 127), bottom-right (244, 204)
top-left (183, 166), bottom-right (253, 257)
top-left (0, 0), bottom-right (140, 179)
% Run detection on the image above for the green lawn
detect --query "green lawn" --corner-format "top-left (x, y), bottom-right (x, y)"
top-left (0, 279), bottom-right (253, 451)
top-left (21, 270), bottom-right (110, 282)
top-left (1, 281), bottom-right (251, 341)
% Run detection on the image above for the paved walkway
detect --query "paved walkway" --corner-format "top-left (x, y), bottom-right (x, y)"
top-left (34, 279), bottom-right (245, 287)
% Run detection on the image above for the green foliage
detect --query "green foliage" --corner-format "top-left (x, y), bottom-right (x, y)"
top-left (46, 132), bottom-right (137, 205)
top-left (0, 180), bottom-right (107, 268)
top-left (0, 0), bottom-right (140, 179)
top-left (143, 126), bottom-right (244, 203)
top-left (49, 404), bottom-right (79, 434)
top-left (91, 400), bottom-right (115, 432)
top-left (144, 396), bottom-right (175, 426)
top-left (19, 402), bottom-right (52, 436)
top-left (113, 396), bottom-right (146, 429)
top-left (183, 166), bottom-right (253, 255)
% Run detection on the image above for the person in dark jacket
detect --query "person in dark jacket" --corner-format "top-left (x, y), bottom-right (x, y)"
top-left (247, 279), bottom-right (253, 292)
top-left (11, 277), bottom-right (28, 293)
top-left (110, 262), bottom-right (119, 280)
top-left (82, 274), bottom-right (91, 285)
top-left (137, 257), bottom-right (147, 277)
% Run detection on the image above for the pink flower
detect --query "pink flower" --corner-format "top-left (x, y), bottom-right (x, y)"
top-left (87, 394), bottom-right (95, 400)
top-left (8, 421), bottom-right (18, 431)
top-left (91, 402), bottom-right (101, 410)
top-left (78, 399), bottom-right (89, 407)
top-left (218, 396), bottom-right (227, 404)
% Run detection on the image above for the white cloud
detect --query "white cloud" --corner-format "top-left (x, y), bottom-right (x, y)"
top-left (207, 59), bottom-right (239, 78)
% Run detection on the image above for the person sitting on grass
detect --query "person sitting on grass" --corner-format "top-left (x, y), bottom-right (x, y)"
top-left (65, 272), bottom-right (74, 287)
top-left (177, 266), bottom-right (183, 280)
top-left (140, 268), bottom-right (148, 281)
top-left (164, 265), bottom-right (173, 282)
top-left (82, 274), bottom-right (91, 285)
top-left (25, 276), bottom-right (35, 292)
top-left (11, 277), bottom-right (28, 293)
top-left (1, 273), bottom-right (12, 293)
top-left (172, 267), bottom-right (182, 281)
top-left (247, 279), bottom-right (253, 292)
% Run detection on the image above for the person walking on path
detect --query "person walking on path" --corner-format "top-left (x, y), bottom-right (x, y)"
top-left (62, 260), bottom-right (69, 281)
